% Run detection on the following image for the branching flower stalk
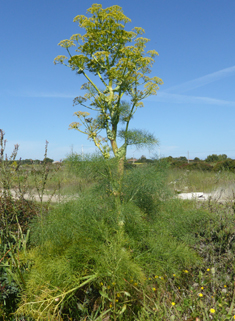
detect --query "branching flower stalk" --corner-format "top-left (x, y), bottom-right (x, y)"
top-left (31, 140), bottom-right (62, 215)
top-left (0, 129), bottom-right (22, 240)
top-left (54, 4), bottom-right (162, 209)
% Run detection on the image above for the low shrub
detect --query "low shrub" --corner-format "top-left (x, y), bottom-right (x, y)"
top-left (213, 159), bottom-right (235, 172)
top-left (170, 161), bottom-right (213, 171)
top-left (122, 159), bottom-right (171, 218)
top-left (0, 196), bottom-right (38, 238)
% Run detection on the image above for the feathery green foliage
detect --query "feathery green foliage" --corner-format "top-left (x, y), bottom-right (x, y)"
top-left (16, 158), bottom-right (211, 320)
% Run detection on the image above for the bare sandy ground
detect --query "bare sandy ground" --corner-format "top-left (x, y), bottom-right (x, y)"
top-left (178, 185), bottom-right (235, 203)
top-left (2, 185), bottom-right (235, 204)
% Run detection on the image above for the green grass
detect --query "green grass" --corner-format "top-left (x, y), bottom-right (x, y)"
top-left (167, 168), bottom-right (235, 193)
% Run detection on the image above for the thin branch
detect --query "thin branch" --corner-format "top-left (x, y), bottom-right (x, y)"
top-left (78, 102), bottom-right (99, 111)
top-left (82, 71), bottom-right (101, 95)
top-left (124, 100), bottom-right (137, 146)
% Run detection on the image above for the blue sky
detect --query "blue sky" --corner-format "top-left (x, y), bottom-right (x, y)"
top-left (1, 0), bottom-right (235, 161)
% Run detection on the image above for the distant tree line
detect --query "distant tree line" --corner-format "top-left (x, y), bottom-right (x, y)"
top-left (0, 157), bottom-right (54, 165)
top-left (126, 154), bottom-right (235, 173)
top-left (20, 157), bottom-right (54, 164)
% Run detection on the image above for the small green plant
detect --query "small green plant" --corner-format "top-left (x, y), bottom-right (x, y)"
top-left (0, 130), bottom-right (62, 320)
top-left (30, 140), bottom-right (62, 209)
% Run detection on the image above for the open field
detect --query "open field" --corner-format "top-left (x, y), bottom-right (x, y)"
top-left (167, 168), bottom-right (235, 193)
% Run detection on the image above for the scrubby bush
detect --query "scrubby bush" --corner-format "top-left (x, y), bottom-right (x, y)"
top-left (0, 270), bottom-right (19, 320)
top-left (205, 154), bottom-right (227, 163)
top-left (186, 162), bottom-right (213, 171)
top-left (170, 161), bottom-right (213, 171)
top-left (213, 158), bottom-right (235, 173)
top-left (0, 196), bottom-right (38, 238)
top-left (122, 159), bottom-right (171, 218)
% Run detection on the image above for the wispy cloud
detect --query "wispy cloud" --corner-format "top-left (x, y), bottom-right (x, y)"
top-left (165, 65), bottom-right (235, 94)
top-left (4, 65), bottom-right (235, 107)
top-left (148, 92), bottom-right (235, 107)
top-left (21, 90), bottom-right (235, 107)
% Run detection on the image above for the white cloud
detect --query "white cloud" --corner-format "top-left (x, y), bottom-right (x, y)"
top-left (165, 65), bottom-right (235, 94)
top-left (148, 92), bottom-right (235, 107)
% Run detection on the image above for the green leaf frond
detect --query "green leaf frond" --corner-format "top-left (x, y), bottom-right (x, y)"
top-left (86, 3), bottom-right (103, 14)
top-left (80, 83), bottom-right (89, 90)
top-left (147, 49), bottom-right (159, 58)
top-left (93, 51), bottom-right (109, 60)
top-left (58, 39), bottom-right (75, 49)
top-left (73, 111), bottom-right (90, 118)
top-left (119, 129), bottom-right (158, 149)
top-left (134, 37), bottom-right (150, 45)
top-left (144, 81), bottom-right (160, 96)
top-left (152, 76), bottom-right (164, 85)
top-left (53, 55), bottom-right (68, 65)
top-left (132, 27), bottom-right (145, 35)
top-left (135, 101), bottom-right (144, 108)
top-left (94, 114), bottom-right (107, 129)
top-left (87, 4), bottom-right (131, 25)
top-left (73, 96), bottom-right (87, 106)
top-left (69, 122), bottom-right (82, 130)
top-left (68, 55), bottom-right (88, 71)
top-left (70, 33), bottom-right (83, 43)
top-left (73, 14), bottom-right (90, 27)
top-left (118, 101), bottom-right (132, 123)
